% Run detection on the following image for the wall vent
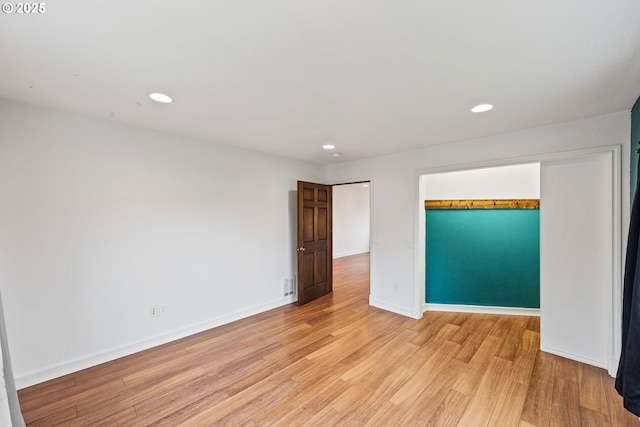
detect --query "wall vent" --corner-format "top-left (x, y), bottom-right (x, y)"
top-left (283, 276), bottom-right (296, 296)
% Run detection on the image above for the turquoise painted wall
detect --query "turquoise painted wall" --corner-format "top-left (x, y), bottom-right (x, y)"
top-left (426, 209), bottom-right (540, 308)
top-left (631, 96), bottom-right (640, 197)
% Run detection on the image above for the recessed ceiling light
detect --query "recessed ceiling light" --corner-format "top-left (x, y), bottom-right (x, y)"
top-left (322, 144), bottom-right (335, 150)
top-left (471, 104), bottom-right (493, 113)
top-left (331, 152), bottom-right (342, 157)
top-left (149, 92), bottom-right (173, 103)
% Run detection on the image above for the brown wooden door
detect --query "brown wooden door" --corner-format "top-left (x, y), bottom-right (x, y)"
top-left (297, 181), bottom-right (333, 305)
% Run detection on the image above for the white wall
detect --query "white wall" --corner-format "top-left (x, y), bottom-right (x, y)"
top-left (420, 163), bottom-right (540, 200)
top-left (326, 112), bottom-right (630, 318)
top-left (333, 184), bottom-right (370, 258)
top-left (0, 99), bottom-right (324, 388)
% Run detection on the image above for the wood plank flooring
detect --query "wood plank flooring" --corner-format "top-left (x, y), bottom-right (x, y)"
top-left (18, 253), bottom-right (639, 426)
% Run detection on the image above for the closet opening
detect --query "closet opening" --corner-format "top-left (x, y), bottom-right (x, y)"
top-left (420, 163), bottom-right (541, 315)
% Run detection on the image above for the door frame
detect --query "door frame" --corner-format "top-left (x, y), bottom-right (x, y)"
top-left (414, 145), bottom-right (623, 375)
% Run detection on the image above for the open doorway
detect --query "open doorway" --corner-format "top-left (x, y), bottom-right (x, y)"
top-left (332, 182), bottom-right (372, 300)
top-left (294, 180), bottom-right (372, 306)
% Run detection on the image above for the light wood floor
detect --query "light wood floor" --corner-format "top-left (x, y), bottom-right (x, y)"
top-left (18, 253), bottom-right (639, 426)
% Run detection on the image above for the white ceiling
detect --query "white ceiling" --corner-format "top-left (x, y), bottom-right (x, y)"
top-left (1, 1), bottom-right (639, 164)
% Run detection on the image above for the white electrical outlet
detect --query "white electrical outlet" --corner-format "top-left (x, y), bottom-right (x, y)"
top-left (150, 305), bottom-right (159, 317)
top-left (160, 305), bottom-right (168, 315)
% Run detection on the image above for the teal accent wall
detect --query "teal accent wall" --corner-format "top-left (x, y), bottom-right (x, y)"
top-left (632, 96), bottom-right (640, 198)
top-left (426, 209), bottom-right (540, 308)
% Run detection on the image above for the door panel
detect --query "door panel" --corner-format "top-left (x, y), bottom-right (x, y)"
top-left (303, 207), bottom-right (314, 242)
top-left (318, 208), bottom-right (328, 240)
top-left (540, 152), bottom-right (613, 368)
top-left (315, 250), bottom-right (328, 283)
top-left (297, 181), bottom-right (333, 305)
top-left (301, 253), bottom-right (314, 289)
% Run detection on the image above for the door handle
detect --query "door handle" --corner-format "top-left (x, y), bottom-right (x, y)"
top-left (297, 247), bottom-right (306, 252)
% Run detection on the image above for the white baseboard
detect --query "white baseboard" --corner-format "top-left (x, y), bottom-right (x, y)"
top-left (609, 356), bottom-right (620, 378)
top-left (423, 303), bottom-right (540, 317)
top-left (540, 345), bottom-right (608, 370)
top-left (333, 250), bottom-right (370, 259)
top-left (370, 296), bottom-right (419, 319)
top-left (16, 295), bottom-right (297, 390)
